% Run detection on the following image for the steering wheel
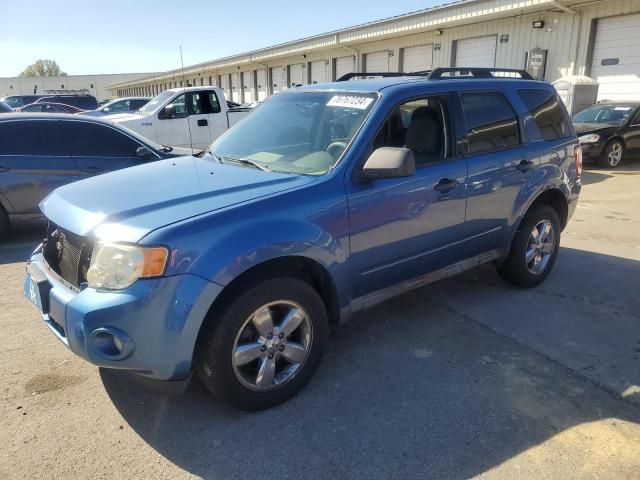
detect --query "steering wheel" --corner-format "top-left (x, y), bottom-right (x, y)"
top-left (326, 141), bottom-right (348, 160)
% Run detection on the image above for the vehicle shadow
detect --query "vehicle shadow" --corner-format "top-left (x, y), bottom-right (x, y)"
top-left (101, 248), bottom-right (640, 479)
top-left (0, 223), bottom-right (45, 265)
top-left (580, 169), bottom-right (613, 185)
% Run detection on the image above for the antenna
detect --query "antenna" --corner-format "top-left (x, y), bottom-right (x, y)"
top-left (180, 44), bottom-right (194, 151)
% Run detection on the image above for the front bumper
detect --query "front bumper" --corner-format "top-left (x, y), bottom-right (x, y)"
top-left (25, 248), bottom-right (222, 381)
top-left (580, 142), bottom-right (605, 162)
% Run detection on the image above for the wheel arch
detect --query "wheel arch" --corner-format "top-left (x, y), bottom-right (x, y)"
top-left (199, 255), bottom-right (342, 336)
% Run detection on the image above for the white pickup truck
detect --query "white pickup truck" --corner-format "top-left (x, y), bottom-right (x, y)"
top-left (107, 87), bottom-right (251, 150)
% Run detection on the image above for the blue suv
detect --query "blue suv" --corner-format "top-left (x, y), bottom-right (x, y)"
top-left (24, 68), bottom-right (582, 410)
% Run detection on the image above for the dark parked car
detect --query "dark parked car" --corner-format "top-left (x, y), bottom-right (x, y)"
top-left (573, 102), bottom-right (640, 168)
top-left (35, 95), bottom-right (98, 110)
top-left (0, 101), bottom-right (14, 113)
top-left (1, 95), bottom-right (45, 108)
top-left (0, 114), bottom-right (191, 237)
top-left (18, 102), bottom-right (85, 114)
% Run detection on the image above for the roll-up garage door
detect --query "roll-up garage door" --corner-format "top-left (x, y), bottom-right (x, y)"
top-left (402, 45), bottom-right (433, 72)
top-left (455, 35), bottom-right (497, 68)
top-left (270, 67), bottom-right (284, 93)
top-left (220, 75), bottom-right (230, 100)
top-left (365, 51), bottom-right (390, 74)
top-left (335, 56), bottom-right (355, 80)
top-left (242, 71), bottom-right (255, 103)
top-left (289, 63), bottom-right (304, 87)
top-left (231, 73), bottom-right (241, 103)
top-left (590, 13), bottom-right (640, 101)
top-left (310, 60), bottom-right (328, 84)
top-left (257, 69), bottom-right (267, 101)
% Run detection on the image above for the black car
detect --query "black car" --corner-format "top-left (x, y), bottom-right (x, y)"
top-left (573, 102), bottom-right (640, 168)
top-left (0, 114), bottom-right (192, 237)
top-left (35, 95), bottom-right (98, 110)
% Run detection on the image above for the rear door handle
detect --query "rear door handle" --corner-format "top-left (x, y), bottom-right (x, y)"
top-left (197, 119), bottom-right (208, 127)
top-left (516, 159), bottom-right (534, 172)
top-left (434, 178), bottom-right (459, 194)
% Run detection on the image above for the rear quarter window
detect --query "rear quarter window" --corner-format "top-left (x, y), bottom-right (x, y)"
top-left (518, 89), bottom-right (571, 141)
top-left (460, 92), bottom-right (521, 154)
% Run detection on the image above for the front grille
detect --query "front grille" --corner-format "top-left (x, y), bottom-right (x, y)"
top-left (42, 222), bottom-right (93, 289)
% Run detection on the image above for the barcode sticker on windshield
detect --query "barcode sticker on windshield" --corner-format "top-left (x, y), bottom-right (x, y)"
top-left (327, 95), bottom-right (373, 109)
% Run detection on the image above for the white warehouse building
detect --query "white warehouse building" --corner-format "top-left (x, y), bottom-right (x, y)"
top-left (109, 0), bottom-right (640, 103)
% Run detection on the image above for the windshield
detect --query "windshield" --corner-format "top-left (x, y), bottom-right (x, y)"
top-left (3, 96), bottom-right (22, 108)
top-left (211, 91), bottom-right (376, 175)
top-left (138, 91), bottom-right (175, 113)
top-left (573, 105), bottom-right (637, 125)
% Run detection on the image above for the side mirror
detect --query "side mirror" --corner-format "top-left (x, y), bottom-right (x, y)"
top-left (102, 107), bottom-right (110, 113)
top-left (362, 147), bottom-right (415, 179)
top-left (136, 146), bottom-right (155, 160)
top-left (162, 104), bottom-right (176, 119)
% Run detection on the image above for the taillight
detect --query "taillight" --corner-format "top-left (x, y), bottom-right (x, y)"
top-left (574, 144), bottom-right (583, 178)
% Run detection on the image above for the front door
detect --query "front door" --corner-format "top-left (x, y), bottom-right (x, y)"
top-left (155, 92), bottom-right (190, 148)
top-left (346, 95), bottom-right (468, 298)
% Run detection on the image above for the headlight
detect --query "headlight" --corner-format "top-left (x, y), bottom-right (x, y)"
top-left (86, 241), bottom-right (168, 290)
top-left (578, 133), bottom-right (600, 144)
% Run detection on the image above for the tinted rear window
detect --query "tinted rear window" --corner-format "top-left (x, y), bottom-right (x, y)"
top-left (62, 121), bottom-right (140, 157)
top-left (518, 89), bottom-right (571, 140)
top-left (0, 120), bottom-right (66, 155)
top-left (460, 92), bottom-right (521, 154)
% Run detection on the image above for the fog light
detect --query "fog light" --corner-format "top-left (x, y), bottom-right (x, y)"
top-left (89, 327), bottom-right (134, 360)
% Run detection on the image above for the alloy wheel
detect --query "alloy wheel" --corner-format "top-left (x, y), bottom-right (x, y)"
top-left (525, 219), bottom-right (555, 275)
top-left (607, 142), bottom-right (623, 167)
top-left (232, 301), bottom-right (312, 391)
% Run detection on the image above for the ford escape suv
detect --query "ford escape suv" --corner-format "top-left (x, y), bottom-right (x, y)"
top-left (24, 68), bottom-right (582, 410)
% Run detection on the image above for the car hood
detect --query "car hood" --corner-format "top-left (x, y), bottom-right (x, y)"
top-left (574, 123), bottom-right (617, 135)
top-left (40, 155), bottom-right (318, 243)
top-left (107, 112), bottom-right (149, 122)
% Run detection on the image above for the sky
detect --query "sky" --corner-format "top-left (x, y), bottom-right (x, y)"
top-left (0, 0), bottom-right (445, 77)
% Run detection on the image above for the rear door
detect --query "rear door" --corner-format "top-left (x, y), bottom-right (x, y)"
top-left (0, 120), bottom-right (79, 214)
top-left (460, 90), bottom-right (536, 254)
top-left (64, 120), bottom-right (146, 176)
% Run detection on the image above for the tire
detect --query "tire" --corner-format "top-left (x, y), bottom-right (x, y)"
top-left (597, 139), bottom-right (624, 168)
top-left (0, 206), bottom-right (8, 240)
top-left (498, 205), bottom-right (561, 288)
top-left (194, 276), bottom-right (329, 411)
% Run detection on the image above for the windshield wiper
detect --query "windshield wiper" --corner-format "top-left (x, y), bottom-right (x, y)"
top-left (219, 156), bottom-right (271, 172)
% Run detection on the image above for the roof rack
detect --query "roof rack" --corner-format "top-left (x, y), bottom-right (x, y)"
top-left (427, 68), bottom-right (533, 80)
top-left (337, 71), bottom-right (431, 81)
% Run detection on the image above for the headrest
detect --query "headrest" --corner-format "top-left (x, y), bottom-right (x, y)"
top-left (405, 107), bottom-right (441, 153)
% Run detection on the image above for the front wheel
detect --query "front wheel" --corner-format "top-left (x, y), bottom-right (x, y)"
top-left (598, 139), bottom-right (624, 168)
top-left (194, 277), bottom-right (329, 410)
top-left (498, 205), bottom-right (561, 288)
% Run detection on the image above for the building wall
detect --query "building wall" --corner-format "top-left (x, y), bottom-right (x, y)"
top-left (109, 0), bottom-right (640, 103)
top-left (0, 73), bottom-right (158, 102)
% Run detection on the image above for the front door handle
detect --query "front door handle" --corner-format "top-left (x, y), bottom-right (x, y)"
top-left (197, 119), bottom-right (208, 127)
top-left (434, 178), bottom-right (459, 194)
top-left (516, 159), bottom-right (534, 172)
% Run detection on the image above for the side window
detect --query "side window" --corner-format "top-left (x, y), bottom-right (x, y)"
top-left (66, 122), bottom-right (140, 157)
top-left (518, 89), bottom-right (571, 140)
top-left (373, 96), bottom-right (448, 166)
top-left (109, 100), bottom-right (130, 112)
top-left (460, 92), bottom-right (520, 154)
top-left (131, 99), bottom-right (148, 110)
top-left (188, 91), bottom-right (221, 114)
top-left (0, 121), bottom-right (65, 155)
top-left (23, 104), bottom-right (44, 112)
top-left (168, 93), bottom-right (187, 117)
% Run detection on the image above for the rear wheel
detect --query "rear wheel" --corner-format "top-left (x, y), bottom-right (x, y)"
top-left (194, 277), bottom-right (329, 410)
top-left (597, 139), bottom-right (624, 168)
top-left (498, 205), bottom-right (560, 288)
